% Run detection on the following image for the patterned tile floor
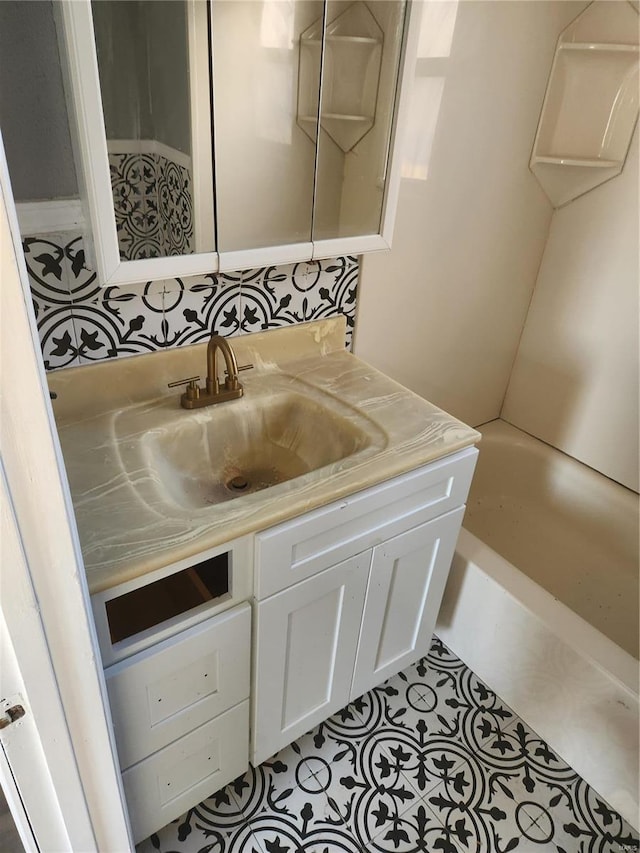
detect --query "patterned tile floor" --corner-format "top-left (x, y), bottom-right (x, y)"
top-left (138, 637), bottom-right (638, 853)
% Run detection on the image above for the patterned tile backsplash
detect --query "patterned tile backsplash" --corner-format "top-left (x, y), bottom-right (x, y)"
top-left (109, 148), bottom-right (194, 259)
top-left (24, 231), bottom-right (359, 371)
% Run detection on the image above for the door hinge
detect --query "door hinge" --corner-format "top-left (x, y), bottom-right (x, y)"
top-left (0, 704), bottom-right (26, 729)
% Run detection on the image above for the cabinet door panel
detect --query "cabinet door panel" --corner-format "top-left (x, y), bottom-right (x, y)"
top-left (351, 507), bottom-right (464, 701)
top-left (251, 552), bottom-right (370, 765)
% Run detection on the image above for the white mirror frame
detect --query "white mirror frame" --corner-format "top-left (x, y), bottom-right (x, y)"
top-left (57, 0), bottom-right (419, 287)
top-left (58, 0), bottom-right (220, 286)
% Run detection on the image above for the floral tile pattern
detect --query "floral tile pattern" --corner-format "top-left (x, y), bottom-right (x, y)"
top-left (162, 275), bottom-right (243, 347)
top-left (22, 232), bottom-right (358, 370)
top-left (137, 636), bottom-right (639, 853)
top-left (109, 152), bottom-right (163, 261)
top-left (24, 233), bottom-right (85, 370)
top-left (239, 257), bottom-right (359, 347)
top-left (109, 150), bottom-right (194, 259)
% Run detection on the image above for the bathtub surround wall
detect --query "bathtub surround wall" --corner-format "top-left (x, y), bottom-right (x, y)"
top-left (502, 127), bottom-right (640, 493)
top-left (354, 1), bottom-right (587, 427)
top-left (23, 231), bottom-right (358, 370)
top-left (437, 420), bottom-right (640, 827)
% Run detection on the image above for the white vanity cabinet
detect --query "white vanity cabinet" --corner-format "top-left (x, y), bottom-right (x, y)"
top-left (252, 552), bottom-right (371, 764)
top-left (92, 538), bottom-right (253, 844)
top-left (110, 607), bottom-right (251, 843)
top-left (251, 447), bottom-right (477, 765)
top-left (92, 447), bottom-right (477, 841)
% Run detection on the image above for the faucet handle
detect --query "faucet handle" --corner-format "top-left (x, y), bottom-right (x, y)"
top-left (168, 375), bottom-right (201, 388)
top-left (223, 362), bottom-right (253, 392)
top-left (168, 376), bottom-right (201, 402)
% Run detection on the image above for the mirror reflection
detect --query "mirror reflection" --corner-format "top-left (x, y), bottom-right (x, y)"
top-left (89, 0), bottom-right (407, 267)
top-left (314, 0), bottom-right (407, 241)
top-left (92, 0), bottom-right (215, 260)
top-left (211, 0), bottom-right (322, 253)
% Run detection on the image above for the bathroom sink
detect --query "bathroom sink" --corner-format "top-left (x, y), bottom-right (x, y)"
top-left (114, 374), bottom-right (387, 511)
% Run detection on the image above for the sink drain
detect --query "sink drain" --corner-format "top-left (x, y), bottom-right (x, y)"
top-left (227, 475), bottom-right (250, 492)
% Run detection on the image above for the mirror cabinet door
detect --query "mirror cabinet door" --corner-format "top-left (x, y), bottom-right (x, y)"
top-left (57, 0), bottom-right (413, 285)
top-left (313, 0), bottom-right (408, 252)
top-left (211, 1), bottom-right (323, 270)
top-left (91, 0), bottom-right (215, 261)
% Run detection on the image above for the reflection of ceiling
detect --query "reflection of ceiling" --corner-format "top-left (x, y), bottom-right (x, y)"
top-left (401, 1), bottom-right (459, 181)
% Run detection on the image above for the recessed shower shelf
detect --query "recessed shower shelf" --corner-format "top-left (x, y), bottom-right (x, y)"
top-left (529, 0), bottom-right (639, 207)
top-left (304, 35), bottom-right (381, 46)
top-left (300, 114), bottom-right (372, 123)
top-left (533, 155), bottom-right (622, 168)
top-left (559, 42), bottom-right (639, 53)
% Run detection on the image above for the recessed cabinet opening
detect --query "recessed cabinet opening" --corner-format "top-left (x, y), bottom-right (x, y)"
top-left (105, 553), bottom-right (230, 644)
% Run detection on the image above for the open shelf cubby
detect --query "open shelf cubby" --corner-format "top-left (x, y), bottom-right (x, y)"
top-left (105, 552), bottom-right (229, 644)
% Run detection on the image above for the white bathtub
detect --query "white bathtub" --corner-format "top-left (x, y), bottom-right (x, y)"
top-left (436, 419), bottom-right (639, 828)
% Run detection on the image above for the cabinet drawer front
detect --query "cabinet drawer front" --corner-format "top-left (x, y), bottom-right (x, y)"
top-left (123, 700), bottom-right (249, 845)
top-left (255, 448), bottom-right (477, 599)
top-left (351, 506), bottom-right (464, 701)
top-left (106, 603), bottom-right (250, 770)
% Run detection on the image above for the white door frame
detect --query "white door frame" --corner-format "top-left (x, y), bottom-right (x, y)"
top-left (1, 464), bottom-right (89, 852)
top-left (0, 134), bottom-right (132, 851)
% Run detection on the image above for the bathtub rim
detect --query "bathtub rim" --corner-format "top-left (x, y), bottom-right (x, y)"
top-left (456, 526), bottom-right (639, 697)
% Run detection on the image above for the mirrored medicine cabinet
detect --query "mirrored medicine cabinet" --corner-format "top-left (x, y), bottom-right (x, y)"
top-left (59, 0), bottom-right (418, 286)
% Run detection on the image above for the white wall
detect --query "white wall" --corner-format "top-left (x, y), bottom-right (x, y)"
top-left (502, 127), bottom-right (639, 493)
top-left (354, 0), bottom-right (586, 427)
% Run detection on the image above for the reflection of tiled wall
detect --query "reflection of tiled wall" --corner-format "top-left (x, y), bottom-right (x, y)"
top-left (109, 150), bottom-right (193, 259)
top-left (24, 232), bottom-right (359, 371)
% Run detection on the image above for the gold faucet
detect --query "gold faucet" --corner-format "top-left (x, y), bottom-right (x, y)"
top-left (169, 334), bottom-right (252, 410)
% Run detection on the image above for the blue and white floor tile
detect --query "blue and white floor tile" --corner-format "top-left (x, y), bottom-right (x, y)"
top-left (137, 637), bottom-right (638, 853)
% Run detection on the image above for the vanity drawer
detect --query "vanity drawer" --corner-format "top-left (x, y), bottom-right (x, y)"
top-left (123, 700), bottom-right (249, 845)
top-left (105, 603), bottom-right (250, 770)
top-left (254, 448), bottom-right (477, 599)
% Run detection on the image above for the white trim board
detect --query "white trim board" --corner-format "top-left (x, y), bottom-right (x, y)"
top-left (16, 199), bottom-right (85, 236)
top-left (107, 138), bottom-right (192, 170)
top-left (1, 133), bottom-right (133, 850)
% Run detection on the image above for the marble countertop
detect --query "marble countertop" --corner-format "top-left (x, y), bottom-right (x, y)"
top-left (49, 318), bottom-right (480, 594)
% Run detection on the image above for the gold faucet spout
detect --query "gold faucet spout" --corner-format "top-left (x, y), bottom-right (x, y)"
top-left (206, 335), bottom-right (240, 395)
top-left (170, 333), bottom-right (250, 409)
